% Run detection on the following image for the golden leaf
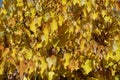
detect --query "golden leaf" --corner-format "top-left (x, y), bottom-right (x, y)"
top-left (0, 61), bottom-right (4, 74)
top-left (43, 26), bottom-right (49, 45)
top-left (30, 8), bottom-right (36, 19)
top-left (17, 0), bottom-right (24, 7)
top-left (92, 12), bottom-right (98, 20)
top-left (39, 57), bottom-right (47, 75)
top-left (80, 39), bottom-right (86, 52)
top-left (24, 50), bottom-right (33, 60)
top-left (30, 21), bottom-right (36, 34)
top-left (58, 15), bottom-right (64, 26)
top-left (50, 19), bottom-right (58, 33)
top-left (73, 0), bottom-right (80, 5)
top-left (62, 0), bottom-right (67, 5)
top-left (46, 55), bottom-right (57, 69)
top-left (81, 59), bottom-right (92, 74)
top-left (48, 71), bottom-right (55, 80)
top-left (1, 8), bottom-right (7, 15)
top-left (63, 53), bottom-right (71, 69)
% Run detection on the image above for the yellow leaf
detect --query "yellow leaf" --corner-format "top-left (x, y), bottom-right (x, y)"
top-left (30, 8), bottom-right (36, 18)
top-left (91, 0), bottom-right (95, 6)
top-left (40, 57), bottom-right (47, 75)
top-left (62, 0), bottom-right (66, 5)
top-left (105, 0), bottom-right (109, 7)
top-left (63, 53), bottom-right (71, 69)
top-left (73, 0), bottom-right (80, 5)
top-left (92, 12), bottom-right (98, 20)
top-left (58, 15), bottom-right (64, 26)
top-left (50, 12), bottom-right (55, 18)
top-left (50, 19), bottom-right (58, 33)
top-left (25, 50), bottom-right (33, 60)
top-left (102, 10), bottom-right (107, 17)
top-left (1, 8), bottom-right (7, 15)
top-left (43, 26), bottom-right (49, 45)
top-left (48, 71), bottom-right (55, 80)
top-left (81, 59), bottom-right (92, 74)
top-left (104, 16), bottom-right (112, 22)
top-left (0, 61), bottom-right (4, 74)
top-left (86, 1), bottom-right (92, 12)
top-left (80, 39), bottom-right (86, 52)
top-left (36, 43), bottom-right (42, 49)
top-left (46, 55), bottom-right (57, 69)
top-left (37, 17), bottom-right (42, 26)
top-left (17, 0), bottom-right (24, 7)
top-left (30, 21), bottom-right (36, 34)
top-left (43, 13), bottom-right (50, 22)
top-left (81, 0), bottom-right (86, 5)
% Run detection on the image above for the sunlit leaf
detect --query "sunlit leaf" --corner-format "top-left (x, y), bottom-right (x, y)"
top-left (30, 20), bottom-right (36, 34)
top-left (0, 61), bottom-right (4, 74)
top-left (104, 16), bottom-right (112, 22)
top-left (43, 25), bottom-right (49, 45)
top-left (48, 71), bottom-right (55, 80)
top-left (1, 8), bottom-right (7, 15)
top-left (81, 59), bottom-right (92, 74)
top-left (30, 8), bottom-right (36, 18)
top-left (62, 0), bottom-right (67, 5)
top-left (58, 15), bottom-right (64, 26)
top-left (63, 53), bottom-right (71, 69)
top-left (39, 57), bottom-right (47, 75)
top-left (50, 19), bottom-right (58, 33)
top-left (86, 1), bottom-right (92, 12)
top-left (80, 39), bottom-right (86, 52)
top-left (46, 55), bottom-right (57, 69)
top-left (73, 0), bottom-right (80, 5)
top-left (92, 12), bottom-right (98, 20)
top-left (17, 0), bottom-right (24, 7)
top-left (24, 50), bottom-right (33, 60)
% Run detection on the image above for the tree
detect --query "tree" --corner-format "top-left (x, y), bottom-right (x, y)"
top-left (0, 0), bottom-right (120, 80)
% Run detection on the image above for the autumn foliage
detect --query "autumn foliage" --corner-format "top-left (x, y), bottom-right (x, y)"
top-left (0, 0), bottom-right (120, 80)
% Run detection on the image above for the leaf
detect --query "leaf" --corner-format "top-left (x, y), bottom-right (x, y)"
top-left (30, 8), bottom-right (36, 18)
top-left (68, 59), bottom-right (79, 72)
top-left (86, 1), bottom-right (92, 12)
top-left (92, 12), bottom-right (98, 20)
top-left (58, 15), bottom-right (64, 26)
top-left (73, 0), bottom-right (80, 5)
top-left (48, 71), bottom-right (55, 80)
top-left (39, 57), bottom-right (47, 75)
top-left (43, 13), bottom-right (50, 22)
top-left (63, 53), bottom-right (71, 69)
top-left (81, 0), bottom-right (87, 5)
top-left (43, 26), bottom-right (49, 45)
top-left (37, 17), bottom-right (42, 26)
top-left (19, 60), bottom-right (27, 80)
top-left (62, 0), bottom-right (67, 5)
top-left (27, 60), bottom-right (35, 75)
top-left (1, 8), bottom-right (7, 15)
top-left (50, 19), bottom-right (58, 33)
top-left (17, 0), bottom-right (24, 7)
top-left (24, 50), bottom-right (33, 60)
top-left (81, 59), bottom-right (92, 74)
top-left (80, 39), bottom-right (86, 52)
top-left (101, 10), bottom-right (107, 17)
top-left (0, 61), bottom-right (4, 74)
top-left (0, 45), bottom-right (4, 50)
top-left (8, 17), bottom-right (16, 28)
top-left (104, 16), bottom-right (112, 22)
top-left (46, 55), bottom-right (57, 69)
top-left (36, 42), bottom-right (42, 49)
top-left (30, 20), bottom-right (36, 34)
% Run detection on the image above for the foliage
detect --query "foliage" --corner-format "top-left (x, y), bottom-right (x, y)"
top-left (0, 0), bottom-right (120, 80)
